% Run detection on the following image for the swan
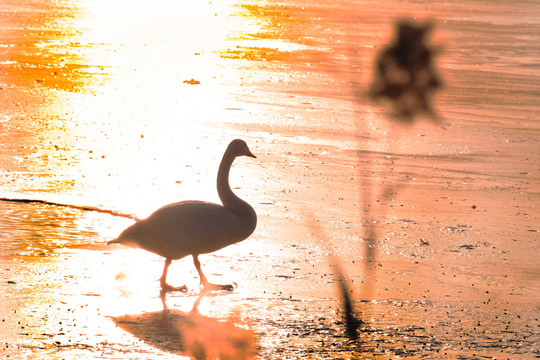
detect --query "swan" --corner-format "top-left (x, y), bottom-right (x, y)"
top-left (109, 139), bottom-right (257, 293)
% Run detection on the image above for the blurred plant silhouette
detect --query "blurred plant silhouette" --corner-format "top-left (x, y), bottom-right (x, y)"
top-left (369, 19), bottom-right (442, 122)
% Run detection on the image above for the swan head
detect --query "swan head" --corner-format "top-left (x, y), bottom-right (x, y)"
top-left (229, 139), bottom-right (256, 159)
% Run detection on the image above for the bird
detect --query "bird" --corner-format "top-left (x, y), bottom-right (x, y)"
top-left (109, 139), bottom-right (257, 293)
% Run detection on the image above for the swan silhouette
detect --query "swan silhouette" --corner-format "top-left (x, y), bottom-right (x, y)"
top-left (109, 139), bottom-right (257, 292)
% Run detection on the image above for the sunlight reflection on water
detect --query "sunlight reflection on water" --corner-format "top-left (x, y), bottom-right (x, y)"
top-left (1, 2), bottom-right (271, 356)
top-left (2, 0), bottom-right (275, 197)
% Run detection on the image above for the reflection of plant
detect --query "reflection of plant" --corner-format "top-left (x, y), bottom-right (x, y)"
top-left (330, 18), bottom-right (442, 343)
top-left (335, 263), bottom-right (363, 341)
top-left (370, 19), bottom-right (442, 122)
top-left (306, 214), bottom-right (363, 341)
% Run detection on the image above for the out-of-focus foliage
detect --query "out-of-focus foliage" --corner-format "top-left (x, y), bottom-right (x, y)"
top-left (370, 19), bottom-right (442, 123)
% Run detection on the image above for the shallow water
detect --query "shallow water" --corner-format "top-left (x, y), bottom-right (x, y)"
top-left (1, 0), bottom-right (539, 358)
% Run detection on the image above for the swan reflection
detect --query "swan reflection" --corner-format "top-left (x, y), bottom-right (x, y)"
top-left (112, 291), bottom-right (255, 359)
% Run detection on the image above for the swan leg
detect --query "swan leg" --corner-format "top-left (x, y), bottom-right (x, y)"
top-left (160, 257), bottom-right (187, 293)
top-left (192, 255), bottom-right (236, 291)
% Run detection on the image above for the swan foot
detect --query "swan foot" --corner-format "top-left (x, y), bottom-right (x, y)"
top-left (160, 283), bottom-right (188, 293)
top-left (203, 282), bottom-right (237, 292)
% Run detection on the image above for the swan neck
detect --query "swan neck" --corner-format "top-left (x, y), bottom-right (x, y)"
top-left (217, 150), bottom-right (241, 209)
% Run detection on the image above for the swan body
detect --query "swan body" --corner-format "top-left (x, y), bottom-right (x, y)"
top-left (109, 139), bottom-right (257, 292)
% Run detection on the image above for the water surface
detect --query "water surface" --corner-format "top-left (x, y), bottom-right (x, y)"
top-left (1, 0), bottom-right (539, 358)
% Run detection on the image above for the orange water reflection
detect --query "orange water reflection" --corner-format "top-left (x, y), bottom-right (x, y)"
top-left (1, 0), bottom-right (267, 214)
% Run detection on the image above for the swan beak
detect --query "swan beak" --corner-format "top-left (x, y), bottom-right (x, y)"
top-left (246, 150), bottom-right (256, 158)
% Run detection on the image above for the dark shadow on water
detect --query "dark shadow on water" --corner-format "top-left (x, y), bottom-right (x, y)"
top-left (111, 292), bottom-right (256, 359)
top-left (112, 310), bottom-right (187, 354)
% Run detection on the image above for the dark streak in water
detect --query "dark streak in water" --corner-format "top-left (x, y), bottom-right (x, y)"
top-left (0, 197), bottom-right (139, 221)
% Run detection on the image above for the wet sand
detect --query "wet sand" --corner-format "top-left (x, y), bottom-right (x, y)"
top-left (1, 0), bottom-right (539, 358)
